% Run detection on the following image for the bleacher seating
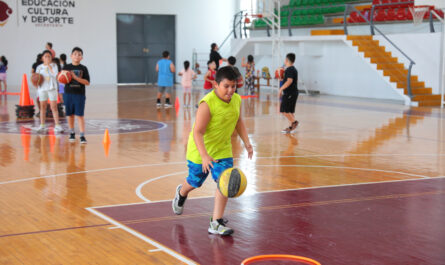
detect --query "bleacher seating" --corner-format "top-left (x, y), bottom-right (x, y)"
top-left (253, 0), bottom-right (444, 28)
top-left (348, 0), bottom-right (444, 23)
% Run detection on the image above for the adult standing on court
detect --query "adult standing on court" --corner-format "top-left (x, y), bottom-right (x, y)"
top-left (209, 43), bottom-right (227, 70)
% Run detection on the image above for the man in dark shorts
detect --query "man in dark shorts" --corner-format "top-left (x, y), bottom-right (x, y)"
top-left (278, 53), bottom-right (299, 134)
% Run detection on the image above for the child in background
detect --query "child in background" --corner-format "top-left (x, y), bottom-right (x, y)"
top-left (0, 56), bottom-right (8, 93)
top-left (241, 55), bottom-right (255, 95)
top-left (35, 50), bottom-right (63, 133)
top-left (63, 47), bottom-right (90, 144)
top-left (227, 56), bottom-right (243, 93)
top-left (59, 54), bottom-right (68, 103)
top-left (278, 53), bottom-right (299, 134)
top-left (156, 51), bottom-right (175, 108)
top-left (172, 66), bottom-right (253, 236)
top-left (178, 61), bottom-right (196, 108)
top-left (203, 60), bottom-right (216, 95)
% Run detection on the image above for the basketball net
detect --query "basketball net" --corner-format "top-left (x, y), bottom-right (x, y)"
top-left (409, 5), bottom-right (431, 25)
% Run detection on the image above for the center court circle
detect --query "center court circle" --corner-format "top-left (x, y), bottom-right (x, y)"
top-left (0, 119), bottom-right (166, 135)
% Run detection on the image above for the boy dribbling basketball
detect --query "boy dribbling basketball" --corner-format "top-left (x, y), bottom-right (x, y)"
top-left (279, 53), bottom-right (299, 134)
top-left (172, 66), bottom-right (253, 236)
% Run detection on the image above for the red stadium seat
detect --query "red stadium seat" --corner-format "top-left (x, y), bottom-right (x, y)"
top-left (374, 9), bottom-right (387, 21)
top-left (396, 8), bottom-right (409, 20)
top-left (387, 8), bottom-right (397, 20)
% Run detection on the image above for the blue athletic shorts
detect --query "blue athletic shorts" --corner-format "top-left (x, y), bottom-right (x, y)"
top-left (64, 93), bottom-right (86, 116)
top-left (186, 158), bottom-right (233, 188)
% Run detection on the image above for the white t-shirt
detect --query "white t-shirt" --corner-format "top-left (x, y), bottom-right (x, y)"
top-left (36, 63), bottom-right (58, 91)
top-left (179, 69), bottom-right (196, 87)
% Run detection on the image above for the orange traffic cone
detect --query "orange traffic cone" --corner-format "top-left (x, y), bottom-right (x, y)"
top-left (19, 74), bottom-right (32, 106)
top-left (30, 98), bottom-right (34, 105)
top-left (175, 97), bottom-right (180, 109)
top-left (103, 142), bottom-right (110, 157)
top-left (103, 129), bottom-right (111, 144)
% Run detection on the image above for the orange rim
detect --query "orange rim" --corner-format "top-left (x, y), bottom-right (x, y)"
top-left (241, 254), bottom-right (321, 265)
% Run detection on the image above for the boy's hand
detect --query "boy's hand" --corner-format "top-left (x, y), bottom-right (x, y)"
top-left (202, 154), bottom-right (217, 173)
top-left (245, 144), bottom-right (253, 159)
top-left (278, 89), bottom-right (283, 99)
top-left (70, 71), bottom-right (78, 80)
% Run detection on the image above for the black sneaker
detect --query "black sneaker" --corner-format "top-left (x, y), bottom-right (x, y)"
top-left (80, 136), bottom-right (87, 144)
top-left (69, 132), bottom-right (76, 142)
top-left (291, 120), bottom-right (299, 132)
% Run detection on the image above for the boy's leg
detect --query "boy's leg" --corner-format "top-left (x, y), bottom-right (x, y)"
top-left (208, 158), bottom-right (234, 236)
top-left (212, 188), bottom-right (228, 221)
top-left (77, 116), bottom-right (85, 134)
top-left (49, 91), bottom-right (60, 126)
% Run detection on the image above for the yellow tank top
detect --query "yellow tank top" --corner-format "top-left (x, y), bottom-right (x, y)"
top-left (186, 90), bottom-right (241, 164)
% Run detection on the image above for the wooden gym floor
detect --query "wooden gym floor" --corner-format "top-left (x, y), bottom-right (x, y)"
top-left (0, 85), bottom-right (444, 264)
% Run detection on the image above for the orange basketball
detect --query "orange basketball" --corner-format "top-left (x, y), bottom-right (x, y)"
top-left (57, 70), bottom-right (72, 84)
top-left (31, 73), bottom-right (44, 87)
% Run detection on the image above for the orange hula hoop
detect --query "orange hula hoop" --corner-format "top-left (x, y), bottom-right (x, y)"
top-left (241, 254), bottom-right (321, 265)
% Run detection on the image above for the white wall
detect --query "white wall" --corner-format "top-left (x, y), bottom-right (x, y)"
top-left (0, 0), bottom-right (237, 88)
top-left (233, 37), bottom-right (406, 102)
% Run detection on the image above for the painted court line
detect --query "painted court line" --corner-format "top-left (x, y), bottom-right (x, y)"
top-left (85, 207), bottom-right (197, 265)
top-left (134, 165), bottom-right (430, 202)
top-left (2, 153), bottom-right (441, 185)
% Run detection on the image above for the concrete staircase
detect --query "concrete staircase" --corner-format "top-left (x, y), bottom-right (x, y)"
top-left (347, 35), bottom-right (441, 107)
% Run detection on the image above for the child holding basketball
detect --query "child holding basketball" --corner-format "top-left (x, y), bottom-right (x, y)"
top-left (279, 53), bottom-right (299, 134)
top-left (63, 47), bottom-right (90, 144)
top-left (178, 61), bottom-right (196, 108)
top-left (172, 66), bottom-right (253, 236)
top-left (35, 50), bottom-right (63, 133)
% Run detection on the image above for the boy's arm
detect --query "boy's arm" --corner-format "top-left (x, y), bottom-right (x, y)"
top-left (170, 63), bottom-right (175, 73)
top-left (279, 78), bottom-right (293, 98)
top-left (204, 71), bottom-right (211, 82)
top-left (71, 67), bottom-right (90, 86)
top-left (156, 63), bottom-right (159, 72)
top-left (235, 114), bottom-right (253, 159)
top-left (193, 102), bottom-right (214, 173)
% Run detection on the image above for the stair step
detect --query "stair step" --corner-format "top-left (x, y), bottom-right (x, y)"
top-left (364, 51), bottom-right (392, 58)
top-left (390, 75), bottom-right (418, 83)
top-left (404, 87), bottom-right (432, 94)
top-left (371, 57), bottom-right (398, 64)
top-left (358, 46), bottom-right (386, 53)
top-left (311, 29), bottom-right (345, 35)
top-left (383, 69), bottom-right (408, 76)
top-left (412, 94), bottom-right (442, 101)
top-left (347, 35), bottom-right (373, 40)
top-left (377, 63), bottom-right (405, 70)
top-left (416, 100), bottom-right (442, 106)
top-left (396, 81), bottom-right (425, 89)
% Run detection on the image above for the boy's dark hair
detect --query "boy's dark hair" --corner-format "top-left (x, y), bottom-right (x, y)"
top-left (215, 66), bottom-right (238, 84)
top-left (184, 60), bottom-right (190, 71)
top-left (286, 53), bottom-right (296, 63)
top-left (207, 60), bottom-right (214, 65)
top-left (211, 43), bottom-right (217, 51)
top-left (228, 56), bottom-right (236, 65)
top-left (72, 47), bottom-right (83, 55)
top-left (60, 53), bottom-right (67, 62)
top-left (247, 55), bottom-right (254, 63)
top-left (52, 58), bottom-right (61, 71)
top-left (47, 42), bottom-right (53, 48)
top-left (1, 56), bottom-right (7, 66)
top-left (42, 50), bottom-right (53, 57)
top-left (162, 51), bottom-right (169, 58)
top-left (36, 53), bottom-right (43, 63)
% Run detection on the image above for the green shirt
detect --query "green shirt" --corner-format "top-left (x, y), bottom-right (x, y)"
top-left (186, 91), bottom-right (241, 164)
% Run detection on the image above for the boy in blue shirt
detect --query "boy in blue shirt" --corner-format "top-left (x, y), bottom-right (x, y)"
top-left (156, 51), bottom-right (176, 108)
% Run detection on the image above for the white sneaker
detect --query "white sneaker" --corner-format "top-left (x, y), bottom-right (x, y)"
top-left (165, 103), bottom-right (173, 108)
top-left (54, 125), bottom-right (64, 133)
top-left (36, 124), bottom-right (46, 133)
top-left (208, 218), bottom-right (234, 236)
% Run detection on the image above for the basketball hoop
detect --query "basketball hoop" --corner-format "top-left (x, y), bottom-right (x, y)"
top-left (409, 5), bottom-right (432, 25)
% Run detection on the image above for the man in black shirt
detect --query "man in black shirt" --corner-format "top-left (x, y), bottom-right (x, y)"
top-left (63, 47), bottom-right (90, 144)
top-left (209, 43), bottom-right (227, 70)
top-left (278, 53), bottom-right (299, 134)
